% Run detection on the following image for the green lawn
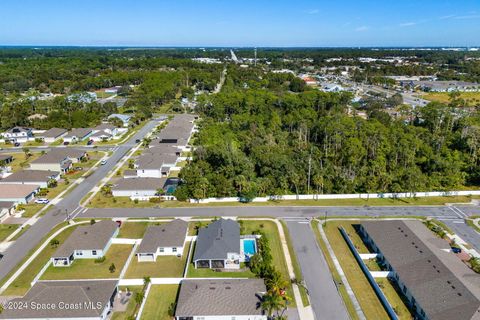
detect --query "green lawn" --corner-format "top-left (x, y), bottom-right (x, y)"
top-left (3, 222), bottom-right (75, 296)
top-left (125, 242), bottom-right (190, 278)
top-left (111, 286), bottom-right (143, 320)
top-left (422, 91), bottom-right (480, 106)
top-left (87, 195), bottom-right (480, 209)
top-left (141, 285), bottom-right (179, 320)
top-left (376, 278), bottom-right (414, 320)
top-left (0, 224), bottom-right (20, 241)
top-left (280, 220), bottom-right (310, 307)
top-left (324, 220), bottom-right (390, 320)
top-left (118, 222), bottom-right (151, 239)
top-left (8, 152), bottom-right (42, 172)
top-left (311, 220), bottom-right (359, 320)
top-left (41, 244), bottom-right (133, 280)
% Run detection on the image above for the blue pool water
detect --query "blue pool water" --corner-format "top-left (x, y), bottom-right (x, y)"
top-left (243, 239), bottom-right (257, 255)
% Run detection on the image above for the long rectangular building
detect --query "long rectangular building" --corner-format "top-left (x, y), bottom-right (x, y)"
top-left (359, 220), bottom-right (480, 320)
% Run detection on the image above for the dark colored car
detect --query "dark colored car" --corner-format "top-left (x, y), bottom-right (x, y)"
top-left (135, 139), bottom-right (141, 143)
top-left (452, 247), bottom-right (462, 254)
top-left (14, 142), bottom-right (20, 147)
top-left (63, 141), bottom-right (70, 145)
top-left (87, 140), bottom-right (94, 145)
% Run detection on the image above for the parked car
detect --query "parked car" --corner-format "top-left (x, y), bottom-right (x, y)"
top-left (452, 247), bottom-right (462, 254)
top-left (14, 142), bottom-right (20, 147)
top-left (87, 140), bottom-right (94, 145)
top-left (63, 141), bottom-right (70, 145)
top-left (34, 198), bottom-right (49, 204)
top-left (101, 159), bottom-right (107, 165)
top-left (135, 139), bottom-right (141, 143)
top-left (74, 166), bottom-right (83, 171)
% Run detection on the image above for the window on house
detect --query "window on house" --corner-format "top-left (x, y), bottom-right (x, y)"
top-left (172, 247), bottom-right (177, 252)
top-left (159, 248), bottom-right (164, 252)
top-left (76, 251), bottom-right (83, 256)
top-left (92, 250), bottom-right (97, 256)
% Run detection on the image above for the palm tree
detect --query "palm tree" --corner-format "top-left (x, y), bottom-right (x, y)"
top-left (265, 270), bottom-right (288, 295)
top-left (261, 290), bottom-right (287, 319)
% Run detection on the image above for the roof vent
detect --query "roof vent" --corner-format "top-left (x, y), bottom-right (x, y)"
top-left (225, 286), bottom-right (231, 289)
top-left (209, 287), bottom-right (216, 290)
top-left (458, 293), bottom-right (462, 297)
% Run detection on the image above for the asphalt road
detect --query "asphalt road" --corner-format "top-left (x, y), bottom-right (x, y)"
top-left (0, 119), bottom-right (160, 281)
top-left (286, 219), bottom-right (350, 320)
top-left (82, 205), bottom-right (461, 219)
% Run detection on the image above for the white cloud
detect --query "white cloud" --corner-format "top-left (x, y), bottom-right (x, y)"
top-left (454, 14), bottom-right (480, 20)
top-left (355, 26), bottom-right (369, 32)
top-left (399, 22), bottom-right (417, 27)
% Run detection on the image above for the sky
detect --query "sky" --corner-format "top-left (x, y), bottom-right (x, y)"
top-left (0, 0), bottom-right (479, 47)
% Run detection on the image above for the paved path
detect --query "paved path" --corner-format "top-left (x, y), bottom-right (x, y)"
top-left (286, 220), bottom-right (349, 320)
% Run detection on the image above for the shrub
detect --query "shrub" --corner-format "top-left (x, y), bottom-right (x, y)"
top-left (109, 263), bottom-right (116, 273)
top-left (94, 256), bottom-right (106, 263)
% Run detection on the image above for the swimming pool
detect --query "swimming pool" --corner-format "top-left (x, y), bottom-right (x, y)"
top-left (243, 239), bottom-right (257, 255)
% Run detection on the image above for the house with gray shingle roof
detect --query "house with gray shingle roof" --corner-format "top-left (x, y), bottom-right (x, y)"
top-left (136, 219), bottom-right (188, 262)
top-left (0, 170), bottom-right (60, 188)
top-left (359, 220), bottom-right (480, 320)
top-left (38, 128), bottom-right (68, 143)
top-left (51, 220), bottom-right (119, 267)
top-left (193, 219), bottom-right (242, 269)
top-left (111, 177), bottom-right (166, 198)
top-left (175, 279), bottom-right (267, 320)
top-left (0, 280), bottom-right (118, 319)
top-left (64, 128), bottom-right (93, 143)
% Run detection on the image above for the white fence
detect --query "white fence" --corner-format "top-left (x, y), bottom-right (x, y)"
top-left (189, 190), bottom-right (480, 204)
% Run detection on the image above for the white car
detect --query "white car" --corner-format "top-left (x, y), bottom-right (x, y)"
top-left (34, 198), bottom-right (49, 204)
top-left (101, 159), bottom-right (108, 165)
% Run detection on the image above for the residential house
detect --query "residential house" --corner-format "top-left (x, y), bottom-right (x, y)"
top-left (37, 127), bottom-right (68, 143)
top-left (108, 114), bottom-right (131, 127)
top-left (0, 170), bottom-right (60, 188)
top-left (0, 280), bottom-right (118, 320)
top-left (30, 148), bottom-right (87, 172)
top-left (2, 127), bottom-right (33, 143)
top-left (0, 201), bottom-right (16, 222)
top-left (136, 219), bottom-right (188, 262)
top-left (193, 219), bottom-right (242, 269)
top-left (175, 279), bottom-right (267, 320)
top-left (51, 220), bottom-right (119, 267)
top-left (135, 153), bottom-right (177, 178)
top-left (63, 128), bottom-right (93, 143)
top-left (359, 220), bottom-right (480, 320)
top-left (0, 184), bottom-right (39, 204)
top-left (111, 177), bottom-right (166, 199)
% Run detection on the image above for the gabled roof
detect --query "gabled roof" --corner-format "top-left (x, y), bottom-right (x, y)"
top-left (361, 220), bottom-right (480, 320)
top-left (108, 113), bottom-right (131, 122)
top-left (94, 123), bottom-right (116, 131)
top-left (31, 148), bottom-right (86, 164)
top-left (137, 219), bottom-right (188, 253)
top-left (0, 280), bottom-right (117, 319)
top-left (0, 170), bottom-right (59, 183)
top-left (65, 128), bottom-right (92, 138)
top-left (112, 177), bottom-right (166, 191)
top-left (53, 220), bottom-right (118, 258)
top-left (175, 279), bottom-right (265, 317)
top-left (0, 184), bottom-right (39, 199)
top-left (5, 127), bottom-right (32, 134)
top-left (135, 153), bottom-right (177, 169)
top-left (193, 219), bottom-right (240, 261)
top-left (39, 128), bottom-right (68, 138)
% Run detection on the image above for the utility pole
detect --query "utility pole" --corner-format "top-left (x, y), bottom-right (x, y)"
top-left (254, 48), bottom-right (257, 67)
top-left (307, 148), bottom-right (312, 194)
